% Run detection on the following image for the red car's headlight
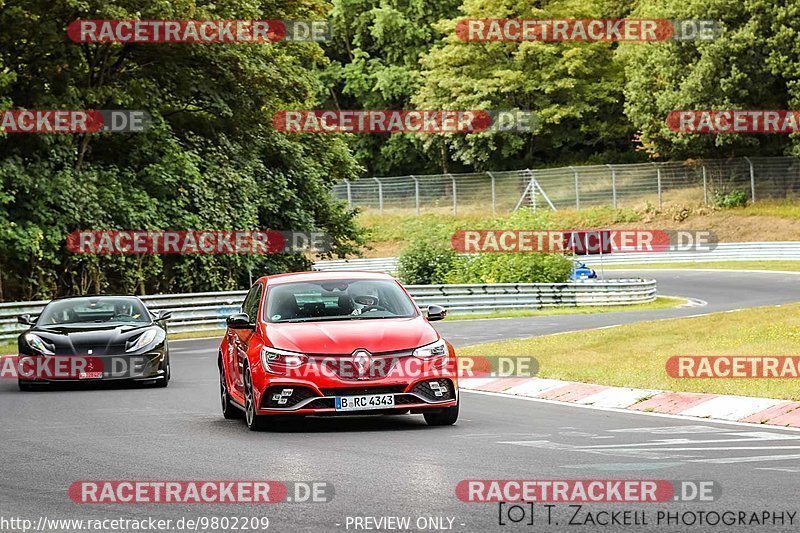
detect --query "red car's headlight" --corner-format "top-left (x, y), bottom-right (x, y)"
top-left (412, 339), bottom-right (447, 359)
top-left (261, 347), bottom-right (308, 373)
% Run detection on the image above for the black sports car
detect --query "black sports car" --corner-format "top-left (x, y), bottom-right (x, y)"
top-left (16, 295), bottom-right (171, 390)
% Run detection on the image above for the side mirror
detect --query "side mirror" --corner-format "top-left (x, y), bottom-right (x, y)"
top-left (17, 314), bottom-right (35, 326)
top-left (156, 310), bottom-right (172, 321)
top-left (426, 305), bottom-right (447, 322)
top-left (226, 313), bottom-right (255, 330)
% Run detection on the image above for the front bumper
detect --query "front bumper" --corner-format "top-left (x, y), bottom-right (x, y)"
top-left (254, 378), bottom-right (458, 416)
top-left (16, 351), bottom-right (167, 383)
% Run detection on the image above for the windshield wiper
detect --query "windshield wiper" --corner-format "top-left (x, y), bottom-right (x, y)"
top-left (277, 316), bottom-right (362, 323)
top-left (276, 315), bottom-right (405, 323)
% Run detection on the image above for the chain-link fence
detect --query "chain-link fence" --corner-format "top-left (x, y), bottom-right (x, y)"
top-left (331, 156), bottom-right (800, 214)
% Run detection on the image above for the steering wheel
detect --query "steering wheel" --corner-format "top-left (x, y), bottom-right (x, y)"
top-left (363, 305), bottom-right (389, 313)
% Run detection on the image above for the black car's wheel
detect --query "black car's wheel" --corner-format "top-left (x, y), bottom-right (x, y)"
top-left (423, 400), bottom-right (459, 426)
top-left (243, 366), bottom-right (271, 431)
top-left (220, 365), bottom-right (243, 420)
top-left (154, 356), bottom-right (170, 388)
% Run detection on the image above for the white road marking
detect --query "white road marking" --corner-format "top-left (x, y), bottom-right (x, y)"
top-left (609, 446), bottom-right (800, 451)
top-left (563, 432), bottom-right (800, 449)
top-left (690, 454), bottom-right (800, 464)
top-left (609, 426), bottom-right (728, 434)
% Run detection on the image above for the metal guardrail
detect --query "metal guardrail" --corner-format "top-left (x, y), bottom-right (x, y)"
top-left (0, 291), bottom-right (246, 342)
top-left (406, 279), bottom-right (657, 314)
top-left (313, 242), bottom-right (800, 273)
top-left (0, 280), bottom-right (656, 342)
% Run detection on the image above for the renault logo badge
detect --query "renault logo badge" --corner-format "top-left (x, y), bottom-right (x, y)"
top-left (352, 350), bottom-right (372, 379)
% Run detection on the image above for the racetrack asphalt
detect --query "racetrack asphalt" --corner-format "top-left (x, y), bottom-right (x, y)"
top-left (2, 270), bottom-right (800, 532)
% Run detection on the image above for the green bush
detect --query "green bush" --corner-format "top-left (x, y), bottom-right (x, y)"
top-left (445, 253), bottom-right (573, 284)
top-left (397, 241), bottom-right (459, 285)
top-left (713, 190), bottom-right (748, 209)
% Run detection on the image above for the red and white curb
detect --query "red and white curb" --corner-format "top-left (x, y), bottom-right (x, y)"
top-left (460, 377), bottom-right (800, 428)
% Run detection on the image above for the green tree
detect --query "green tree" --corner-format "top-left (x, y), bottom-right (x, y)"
top-left (412, 0), bottom-right (640, 171)
top-left (0, 0), bottom-right (364, 301)
top-left (621, 0), bottom-right (799, 159)
top-left (322, 0), bottom-right (462, 175)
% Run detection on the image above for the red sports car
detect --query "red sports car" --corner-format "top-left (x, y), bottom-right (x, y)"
top-left (217, 271), bottom-right (459, 430)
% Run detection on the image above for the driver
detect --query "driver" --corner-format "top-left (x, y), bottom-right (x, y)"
top-left (350, 287), bottom-right (380, 315)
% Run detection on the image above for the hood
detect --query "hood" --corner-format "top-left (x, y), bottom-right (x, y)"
top-left (30, 323), bottom-right (154, 355)
top-left (264, 316), bottom-right (438, 355)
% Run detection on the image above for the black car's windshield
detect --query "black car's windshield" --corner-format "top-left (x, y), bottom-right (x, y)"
top-left (37, 297), bottom-right (151, 325)
top-left (265, 279), bottom-right (418, 323)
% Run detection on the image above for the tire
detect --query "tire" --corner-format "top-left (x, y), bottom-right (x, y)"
top-left (423, 400), bottom-right (459, 426)
top-left (154, 356), bottom-right (170, 388)
top-left (243, 365), bottom-right (271, 431)
top-left (219, 363), bottom-right (243, 420)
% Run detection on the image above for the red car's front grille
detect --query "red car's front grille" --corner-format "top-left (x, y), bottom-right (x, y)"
top-left (320, 385), bottom-right (407, 396)
top-left (309, 355), bottom-right (405, 381)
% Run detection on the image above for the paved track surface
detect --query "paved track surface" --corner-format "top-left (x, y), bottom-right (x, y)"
top-left (2, 270), bottom-right (800, 532)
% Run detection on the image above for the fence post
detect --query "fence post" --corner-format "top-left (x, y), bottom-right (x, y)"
top-left (744, 156), bottom-right (756, 203)
top-left (606, 164), bottom-right (617, 208)
top-left (411, 175), bottom-right (420, 216)
top-left (653, 163), bottom-right (662, 209)
top-left (487, 171), bottom-right (496, 215)
top-left (702, 164), bottom-right (708, 205)
top-left (344, 179), bottom-right (352, 208)
top-left (569, 166), bottom-right (580, 210)
top-left (528, 169), bottom-right (536, 211)
top-left (449, 173), bottom-right (457, 214)
top-left (372, 177), bottom-right (383, 214)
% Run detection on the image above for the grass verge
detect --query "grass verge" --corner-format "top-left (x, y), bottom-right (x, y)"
top-left (459, 303), bottom-right (800, 400)
top-left (444, 296), bottom-right (684, 321)
top-left (602, 261), bottom-right (800, 272)
top-left (356, 202), bottom-right (800, 258)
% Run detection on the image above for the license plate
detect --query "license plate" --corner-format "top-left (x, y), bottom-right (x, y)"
top-left (78, 371), bottom-right (104, 379)
top-left (335, 394), bottom-right (395, 411)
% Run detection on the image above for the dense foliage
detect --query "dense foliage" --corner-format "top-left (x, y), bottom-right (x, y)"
top-left (446, 253), bottom-right (573, 284)
top-left (0, 0), bottom-right (363, 301)
top-left (3, 0), bottom-right (800, 300)
top-left (325, 0), bottom-right (800, 174)
top-left (397, 240), bottom-right (459, 285)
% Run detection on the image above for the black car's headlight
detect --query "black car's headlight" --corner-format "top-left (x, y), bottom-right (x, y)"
top-left (24, 333), bottom-right (55, 355)
top-left (125, 328), bottom-right (161, 353)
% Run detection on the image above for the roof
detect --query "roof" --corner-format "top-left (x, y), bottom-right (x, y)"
top-left (258, 270), bottom-right (396, 285)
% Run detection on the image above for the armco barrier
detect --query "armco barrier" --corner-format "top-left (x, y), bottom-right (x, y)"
top-left (313, 242), bottom-right (800, 273)
top-left (0, 279), bottom-right (656, 342)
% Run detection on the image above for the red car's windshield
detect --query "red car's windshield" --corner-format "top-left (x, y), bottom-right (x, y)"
top-left (265, 279), bottom-right (418, 323)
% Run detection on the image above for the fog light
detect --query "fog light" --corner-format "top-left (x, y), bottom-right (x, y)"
top-left (429, 381), bottom-right (447, 397)
top-left (272, 389), bottom-right (294, 405)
